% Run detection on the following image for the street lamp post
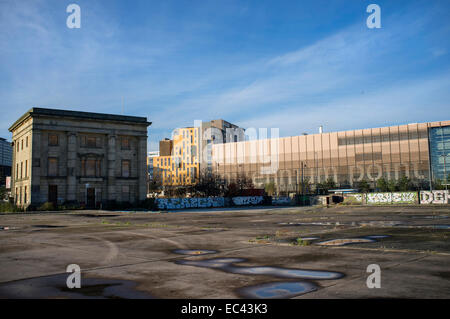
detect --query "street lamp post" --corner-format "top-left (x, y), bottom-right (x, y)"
top-left (301, 161), bottom-right (306, 205)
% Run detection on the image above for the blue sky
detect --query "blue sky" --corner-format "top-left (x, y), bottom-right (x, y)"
top-left (0, 0), bottom-right (449, 151)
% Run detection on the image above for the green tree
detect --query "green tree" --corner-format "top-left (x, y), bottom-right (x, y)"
top-left (323, 177), bottom-right (336, 193)
top-left (397, 176), bottom-right (411, 191)
top-left (387, 179), bottom-right (397, 192)
top-left (0, 187), bottom-right (7, 201)
top-left (265, 182), bottom-right (275, 196)
top-left (433, 179), bottom-right (445, 190)
top-left (299, 177), bottom-right (312, 195)
top-left (357, 179), bottom-right (370, 193)
top-left (193, 170), bottom-right (223, 196)
top-left (376, 177), bottom-right (389, 192)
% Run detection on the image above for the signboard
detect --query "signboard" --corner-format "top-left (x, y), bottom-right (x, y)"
top-left (5, 176), bottom-right (11, 189)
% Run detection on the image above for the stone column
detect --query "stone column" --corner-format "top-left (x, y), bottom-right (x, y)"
top-left (66, 132), bottom-right (77, 202)
top-left (11, 139), bottom-right (16, 203)
top-left (31, 130), bottom-right (41, 204)
top-left (137, 136), bottom-right (148, 201)
top-left (107, 134), bottom-right (116, 201)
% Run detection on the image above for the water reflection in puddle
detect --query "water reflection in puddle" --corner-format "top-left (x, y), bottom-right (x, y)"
top-left (173, 249), bottom-right (218, 256)
top-left (366, 235), bottom-right (390, 239)
top-left (238, 281), bottom-right (317, 299)
top-left (32, 225), bottom-right (66, 228)
top-left (316, 238), bottom-right (375, 246)
top-left (176, 258), bottom-right (343, 280)
top-left (0, 274), bottom-right (153, 299)
top-left (426, 224), bottom-right (450, 229)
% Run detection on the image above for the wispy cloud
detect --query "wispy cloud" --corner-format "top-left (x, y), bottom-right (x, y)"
top-left (0, 1), bottom-right (449, 152)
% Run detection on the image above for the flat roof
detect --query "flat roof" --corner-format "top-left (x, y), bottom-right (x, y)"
top-left (9, 107), bottom-right (152, 131)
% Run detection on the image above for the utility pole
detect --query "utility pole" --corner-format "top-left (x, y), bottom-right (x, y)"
top-left (442, 154), bottom-right (448, 191)
top-left (301, 161), bottom-right (306, 206)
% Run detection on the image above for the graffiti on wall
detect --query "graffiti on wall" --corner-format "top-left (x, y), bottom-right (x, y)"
top-left (344, 192), bottom-right (418, 205)
top-left (272, 197), bottom-right (292, 205)
top-left (156, 197), bottom-right (225, 210)
top-left (231, 196), bottom-right (264, 206)
top-left (366, 192), bottom-right (417, 204)
top-left (156, 196), bottom-right (269, 209)
top-left (420, 190), bottom-right (449, 204)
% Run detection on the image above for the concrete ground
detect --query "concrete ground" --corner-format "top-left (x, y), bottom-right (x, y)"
top-left (0, 205), bottom-right (449, 299)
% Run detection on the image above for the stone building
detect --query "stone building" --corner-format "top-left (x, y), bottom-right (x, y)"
top-left (9, 108), bottom-right (151, 209)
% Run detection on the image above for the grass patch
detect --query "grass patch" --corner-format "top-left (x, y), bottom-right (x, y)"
top-left (294, 238), bottom-right (311, 246)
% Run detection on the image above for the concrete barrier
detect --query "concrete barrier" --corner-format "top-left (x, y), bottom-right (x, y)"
top-left (272, 197), bottom-right (292, 205)
top-left (343, 192), bottom-right (418, 205)
top-left (231, 196), bottom-right (264, 206)
top-left (420, 190), bottom-right (450, 204)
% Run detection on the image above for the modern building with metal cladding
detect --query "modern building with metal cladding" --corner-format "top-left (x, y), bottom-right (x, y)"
top-left (9, 108), bottom-right (151, 208)
top-left (0, 137), bottom-right (12, 188)
top-left (211, 120), bottom-right (450, 193)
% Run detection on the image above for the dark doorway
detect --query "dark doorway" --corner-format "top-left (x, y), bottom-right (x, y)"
top-left (48, 185), bottom-right (57, 206)
top-left (86, 188), bottom-right (95, 209)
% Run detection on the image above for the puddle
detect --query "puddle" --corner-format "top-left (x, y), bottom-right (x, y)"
top-left (299, 237), bottom-right (319, 241)
top-left (176, 258), bottom-right (343, 280)
top-left (358, 221), bottom-right (405, 227)
top-left (238, 281), bottom-right (317, 299)
top-left (366, 235), bottom-right (390, 239)
top-left (278, 222), bottom-right (335, 226)
top-left (0, 273), bottom-right (153, 299)
top-left (316, 238), bottom-right (375, 246)
top-left (425, 224), bottom-right (450, 230)
top-left (408, 215), bottom-right (449, 219)
top-left (172, 249), bottom-right (218, 256)
top-left (32, 225), bottom-right (66, 228)
top-left (76, 214), bottom-right (119, 218)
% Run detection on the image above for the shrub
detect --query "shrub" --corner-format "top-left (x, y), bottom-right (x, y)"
top-left (37, 202), bottom-right (56, 211)
top-left (0, 202), bottom-right (24, 213)
top-left (138, 198), bottom-right (157, 210)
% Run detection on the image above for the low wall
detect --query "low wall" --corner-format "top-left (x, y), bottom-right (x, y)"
top-left (156, 196), bottom-right (271, 210)
top-left (419, 190), bottom-right (450, 204)
top-left (343, 192), bottom-right (418, 205)
top-left (231, 196), bottom-right (264, 206)
top-left (156, 197), bottom-right (225, 210)
top-left (272, 197), bottom-right (293, 205)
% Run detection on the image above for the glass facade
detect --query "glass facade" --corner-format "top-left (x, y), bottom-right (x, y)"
top-left (212, 121), bottom-right (450, 193)
top-left (429, 126), bottom-right (450, 183)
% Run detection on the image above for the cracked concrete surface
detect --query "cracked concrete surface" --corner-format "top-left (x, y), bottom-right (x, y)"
top-left (0, 205), bottom-right (449, 298)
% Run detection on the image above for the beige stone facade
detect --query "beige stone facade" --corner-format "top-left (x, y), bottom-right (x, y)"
top-left (9, 108), bottom-right (151, 208)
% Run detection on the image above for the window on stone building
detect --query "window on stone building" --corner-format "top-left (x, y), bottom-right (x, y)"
top-left (20, 162), bottom-right (23, 179)
top-left (26, 136), bottom-right (28, 148)
top-left (49, 134), bottom-right (59, 146)
top-left (122, 160), bottom-right (130, 177)
top-left (121, 137), bottom-right (130, 150)
top-left (87, 137), bottom-right (97, 148)
top-left (24, 186), bottom-right (27, 204)
top-left (86, 159), bottom-right (96, 176)
top-left (25, 160), bottom-right (28, 178)
top-left (97, 160), bottom-right (102, 176)
top-left (21, 139), bottom-right (23, 150)
top-left (80, 135), bottom-right (101, 148)
top-left (48, 157), bottom-right (58, 176)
